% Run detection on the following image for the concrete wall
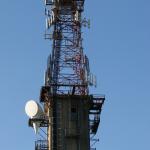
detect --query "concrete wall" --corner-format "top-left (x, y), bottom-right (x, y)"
top-left (49, 96), bottom-right (90, 150)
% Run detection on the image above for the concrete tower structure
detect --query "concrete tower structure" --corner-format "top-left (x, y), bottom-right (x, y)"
top-left (25, 0), bottom-right (105, 150)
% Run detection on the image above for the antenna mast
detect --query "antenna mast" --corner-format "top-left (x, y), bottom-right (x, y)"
top-left (25, 1), bottom-right (105, 150)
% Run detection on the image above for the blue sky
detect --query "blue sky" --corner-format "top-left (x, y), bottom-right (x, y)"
top-left (0, 0), bottom-right (150, 150)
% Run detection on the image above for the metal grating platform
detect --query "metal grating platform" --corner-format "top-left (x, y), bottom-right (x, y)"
top-left (35, 140), bottom-right (48, 150)
top-left (89, 95), bottom-right (105, 134)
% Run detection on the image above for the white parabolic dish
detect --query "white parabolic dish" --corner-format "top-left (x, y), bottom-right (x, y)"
top-left (25, 100), bottom-right (43, 118)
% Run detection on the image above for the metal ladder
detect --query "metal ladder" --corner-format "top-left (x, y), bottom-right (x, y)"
top-left (57, 101), bottom-right (64, 150)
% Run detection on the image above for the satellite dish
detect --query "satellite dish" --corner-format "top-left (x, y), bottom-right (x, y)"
top-left (25, 100), bottom-right (44, 118)
top-left (46, 18), bottom-right (48, 29)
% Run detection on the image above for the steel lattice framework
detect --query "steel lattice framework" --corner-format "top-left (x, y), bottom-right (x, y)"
top-left (45, 1), bottom-right (89, 95)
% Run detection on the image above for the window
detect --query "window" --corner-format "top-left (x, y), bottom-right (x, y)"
top-left (70, 106), bottom-right (78, 121)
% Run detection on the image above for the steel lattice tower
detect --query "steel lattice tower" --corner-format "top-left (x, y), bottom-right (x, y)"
top-left (26, 1), bottom-right (105, 150)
